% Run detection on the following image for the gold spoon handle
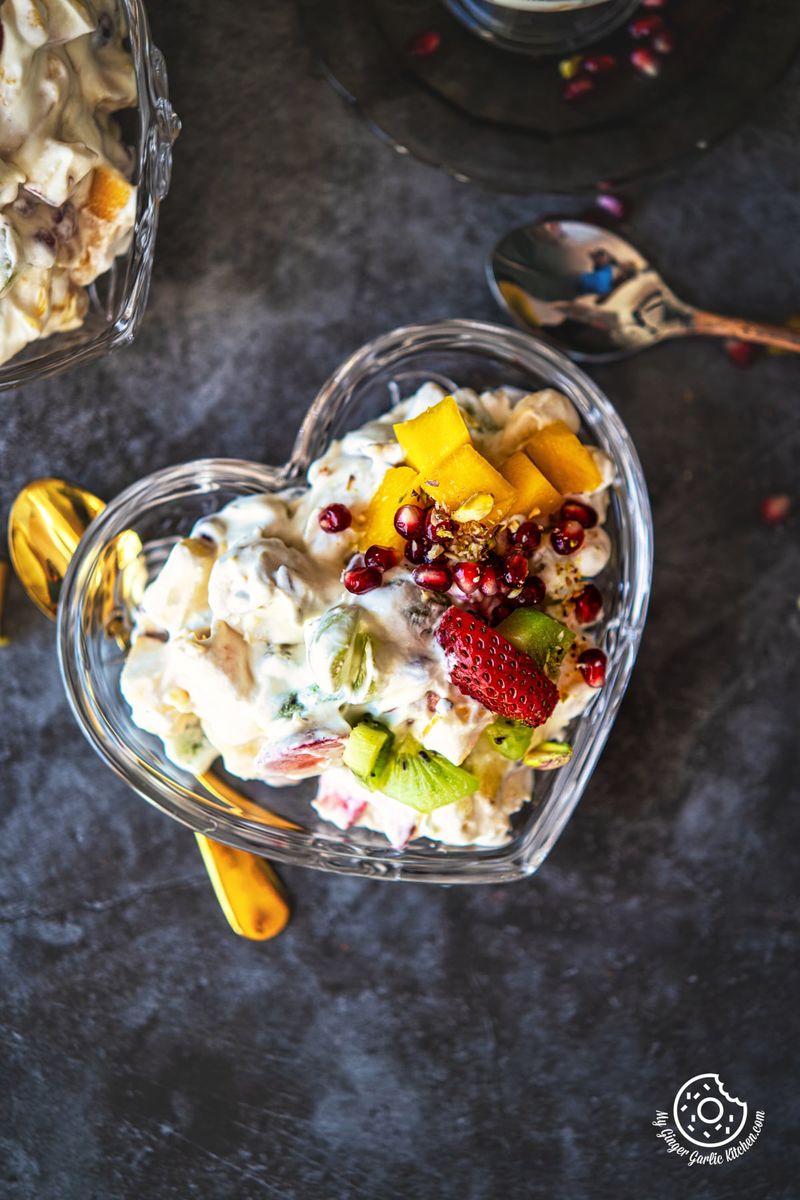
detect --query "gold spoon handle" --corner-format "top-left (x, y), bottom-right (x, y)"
top-left (194, 834), bottom-right (290, 940)
top-left (691, 309), bottom-right (800, 354)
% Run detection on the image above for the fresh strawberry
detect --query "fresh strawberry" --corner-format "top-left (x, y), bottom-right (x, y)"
top-left (435, 606), bottom-right (559, 728)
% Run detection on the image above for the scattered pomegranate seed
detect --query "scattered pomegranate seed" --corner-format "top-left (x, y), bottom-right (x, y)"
top-left (318, 503), bottom-right (351, 533)
top-left (573, 583), bottom-right (603, 625)
top-left (364, 544), bottom-right (398, 572)
top-left (724, 338), bottom-right (759, 368)
top-left (503, 553), bottom-right (529, 588)
top-left (631, 47), bottom-right (661, 77)
top-left (550, 520), bottom-right (585, 555)
top-left (405, 537), bottom-right (428, 564)
top-left (517, 576), bottom-right (546, 608)
top-left (512, 521), bottom-right (542, 552)
top-left (560, 500), bottom-right (598, 529)
top-left (407, 29), bottom-right (441, 57)
top-left (596, 193), bottom-right (630, 222)
top-left (562, 76), bottom-right (595, 102)
top-left (343, 566), bottom-right (382, 595)
top-left (453, 561), bottom-right (482, 594)
top-left (759, 494), bottom-right (791, 525)
top-left (629, 14), bottom-right (664, 38)
top-left (652, 28), bottom-right (676, 54)
top-left (583, 53), bottom-right (617, 74)
top-left (479, 564), bottom-right (501, 597)
top-left (578, 647), bottom-right (607, 688)
top-left (412, 564), bottom-right (452, 592)
top-left (425, 508), bottom-right (454, 542)
top-left (394, 504), bottom-right (425, 539)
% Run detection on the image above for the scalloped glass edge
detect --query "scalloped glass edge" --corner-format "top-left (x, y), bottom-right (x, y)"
top-left (58, 321), bottom-right (653, 884)
top-left (0, 0), bottom-right (179, 392)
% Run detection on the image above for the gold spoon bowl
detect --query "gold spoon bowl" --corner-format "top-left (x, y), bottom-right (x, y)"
top-left (8, 476), bottom-right (291, 941)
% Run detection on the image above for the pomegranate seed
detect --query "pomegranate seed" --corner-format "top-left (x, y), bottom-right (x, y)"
top-left (412, 564), bottom-right (452, 592)
top-left (479, 564), bottom-right (501, 597)
top-left (517, 576), bottom-right (546, 608)
top-left (583, 53), bottom-right (617, 75)
top-left (550, 520), bottom-right (585, 555)
top-left (407, 29), bottom-right (441, 57)
top-left (652, 28), bottom-right (676, 54)
top-left (491, 601), bottom-right (515, 626)
top-left (364, 544), bottom-right (398, 572)
top-left (642, 0), bottom-right (667, 7)
top-left (560, 500), bottom-right (598, 529)
top-left (318, 503), bottom-right (351, 533)
top-left (453, 561), bottom-right (482, 594)
top-left (573, 583), bottom-right (603, 625)
top-left (394, 504), bottom-right (425, 539)
top-left (596, 193), bottom-right (630, 222)
top-left (631, 47), bottom-right (661, 76)
top-left (562, 76), bottom-right (595, 102)
top-left (343, 566), bottom-right (382, 595)
top-left (578, 647), bottom-right (607, 688)
top-left (759, 494), bottom-right (791, 525)
top-left (724, 338), bottom-right (759, 368)
top-left (629, 14), bottom-right (664, 38)
top-left (424, 508), bottom-right (454, 542)
top-left (503, 553), bottom-right (529, 588)
top-left (512, 521), bottom-right (542, 552)
top-left (405, 537), bottom-right (428, 564)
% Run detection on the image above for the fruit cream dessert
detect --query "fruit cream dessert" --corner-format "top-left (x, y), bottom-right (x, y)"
top-left (122, 383), bottom-right (614, 848)
top-left (0, 0), bottom-right (137, 366)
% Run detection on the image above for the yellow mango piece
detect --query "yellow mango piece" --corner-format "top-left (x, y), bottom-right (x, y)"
top-left (525, 420), bottom-right (602, 495)
top-left (419, 444), bottom-right (516, 525)
top-left (393, 395), bottom-right (470, 474)
top-left (500, 451), bottom-right (564, 518)
top-left (88, 164), bottom-right (133, 221)
top-left (359, 465), bottom-right (418, 551)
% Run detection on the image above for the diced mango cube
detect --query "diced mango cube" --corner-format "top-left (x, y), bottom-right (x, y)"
top-left (500, 451), bottom-right (564, 518)
top-left (525, 420), bottom-right (602, 495)
top-left (419, 444), bottom-right (517, 525)
top-left (358, 465), bottom-right (418, 552)
top-left (393, 395), bottom-right (470, 474)
top-left (88, 164), bottom-right (133, 222)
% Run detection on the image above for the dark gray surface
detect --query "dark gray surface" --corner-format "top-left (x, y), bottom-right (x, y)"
top-left (1, 5), bottom-right (799, 1198)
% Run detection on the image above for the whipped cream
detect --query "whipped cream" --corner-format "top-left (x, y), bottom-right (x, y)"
top-left (121, 383), bottom-right (615, 847)
top-left (0, 0), bottom-right (136, 365)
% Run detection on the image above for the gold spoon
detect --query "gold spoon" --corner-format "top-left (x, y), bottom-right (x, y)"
top-left (8, 478), bottom-right (292, 941)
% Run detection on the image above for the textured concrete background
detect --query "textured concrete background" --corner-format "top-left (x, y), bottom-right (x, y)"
top-left (1, 4), bottom-right (799, 1197)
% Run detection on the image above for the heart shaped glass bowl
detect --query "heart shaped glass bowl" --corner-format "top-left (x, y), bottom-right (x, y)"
top-left (57, 320), bottom-right (653, 883)
top-left (0, 0), bottom-right (179, 391)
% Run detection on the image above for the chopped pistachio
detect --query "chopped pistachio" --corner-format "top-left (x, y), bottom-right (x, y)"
top-left (453, 493), bottom-right (494, 523)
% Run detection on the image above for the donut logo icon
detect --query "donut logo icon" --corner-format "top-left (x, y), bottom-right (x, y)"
top-left (673, 1074), bottom-right (748, 1148)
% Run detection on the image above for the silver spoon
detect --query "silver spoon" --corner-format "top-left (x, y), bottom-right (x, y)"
top-left (489, 219), bottom-right (800, 363)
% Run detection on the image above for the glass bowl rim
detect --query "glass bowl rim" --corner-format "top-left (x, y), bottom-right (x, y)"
top-left (57, 320), bottom-right (654, 883)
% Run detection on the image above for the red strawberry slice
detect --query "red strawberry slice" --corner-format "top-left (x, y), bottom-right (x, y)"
top-left (436, 606), bottom-right (559, 728)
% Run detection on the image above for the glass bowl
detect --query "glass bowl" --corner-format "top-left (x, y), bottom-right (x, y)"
top-left (57, 320), bottom-right (653, 883)
top-left (0, 0), bottom-right (179, 391)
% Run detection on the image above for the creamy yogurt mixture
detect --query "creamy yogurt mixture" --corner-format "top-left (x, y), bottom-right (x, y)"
top-left (122, 383), bottom-right (615, 848)
top-left (0, 0), bottom-right (136, 365)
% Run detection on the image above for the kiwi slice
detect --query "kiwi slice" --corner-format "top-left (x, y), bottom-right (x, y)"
top-left (497, 608), bottom-right (575, 680)
top-left (343, 719), bottom-right (392, 781)
top-left (375, 736), bottom-right (478, 814)
top-left (484, 717), bottom-right (533, 760)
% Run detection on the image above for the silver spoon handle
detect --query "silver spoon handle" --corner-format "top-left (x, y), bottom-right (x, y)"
top-left (691, 309), bottom-right (800, 354)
